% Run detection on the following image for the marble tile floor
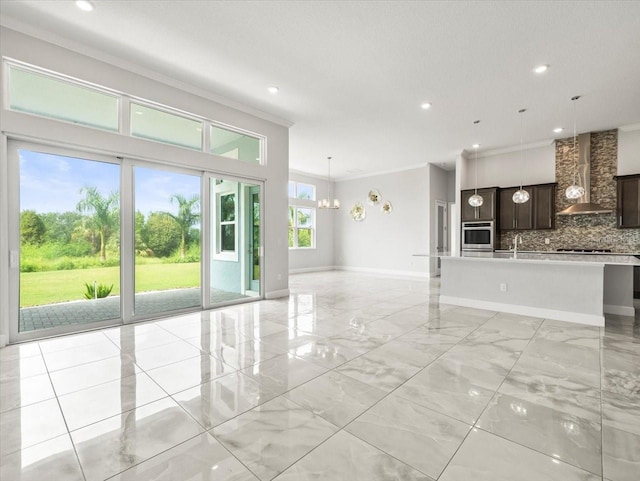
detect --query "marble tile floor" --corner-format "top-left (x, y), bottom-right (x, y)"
top-left (1, 270), bottom-right (639, 481)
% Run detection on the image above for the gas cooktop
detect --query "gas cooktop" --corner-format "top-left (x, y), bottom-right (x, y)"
top-left (556, 248), bottom-right (613, 253)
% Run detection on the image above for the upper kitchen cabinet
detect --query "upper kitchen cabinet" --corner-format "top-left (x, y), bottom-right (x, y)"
top-left (532, 184), bottom-right (556, 230)
top-left (498, 183), bottom-right (555, 230)
top-left (499, 187), bottom-right (532, 230)
top-left (617, 174), bottom-right (640, 228)
top-left (461, 188), bottom-right (497, 221)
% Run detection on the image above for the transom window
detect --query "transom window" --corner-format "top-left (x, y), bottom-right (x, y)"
top-left (5, 60), bottom-right (265, 165)
top-left (288, 181), bottom-right (316, 201)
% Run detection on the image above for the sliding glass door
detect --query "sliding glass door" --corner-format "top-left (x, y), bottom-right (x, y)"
top-left (16, 148), bottom-right (121, 333)
top-left (9, 141), bottom-right (263, 341)
top-left (133, 166), bottom-right (202, 318)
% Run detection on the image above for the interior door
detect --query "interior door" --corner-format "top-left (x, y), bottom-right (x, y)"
top-left (435, 200), bottom-right (448, 275)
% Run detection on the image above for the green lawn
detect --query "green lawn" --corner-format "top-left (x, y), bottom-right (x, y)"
top-left (20, 262), bottom-right (200, 307)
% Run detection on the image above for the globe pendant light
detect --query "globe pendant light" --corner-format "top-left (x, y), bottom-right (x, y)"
top-left (565, 96), bottom-right (585, 200)
top-left (512, 108), bottom-right (530, 204)
top-left (318, 156), bottom-right (340, 209)
top-left (468, 120), bottom-right (484, 207)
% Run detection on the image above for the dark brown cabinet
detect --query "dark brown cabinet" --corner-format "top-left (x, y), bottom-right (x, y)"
top-left (498, 183), bottom-right (555, 231)
top-left (499, 188), bottom-right (532, 230)
top-left (461, 188), bottom-right (497, 221)
top-left (617, 174), bottom-right (640, 228)
top-left (533, 184), bottom-right (555, 230)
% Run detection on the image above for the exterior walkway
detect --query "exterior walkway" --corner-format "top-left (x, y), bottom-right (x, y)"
top-left (19, 288), bottom-right (250, 332)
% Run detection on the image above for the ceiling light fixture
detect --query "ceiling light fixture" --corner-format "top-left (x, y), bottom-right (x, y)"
top-left (553, 127), bottom-right (564, 133)
top-left (267, 86), bottom-right (279, 94)
top-left (468, 120), bottom-right (484, 208)
top-left (512, 109), bottom-right (530, 204)
top-left (318, 156), bottom-right (340, 209)
top-left (533, 64), bottom-right (549, 74)
top-left (420, 102), bottom-right (432, 110)
top-left (75, 0), bottom-right (94, 12)
top-left (565, 96), bottom-right (585, 200)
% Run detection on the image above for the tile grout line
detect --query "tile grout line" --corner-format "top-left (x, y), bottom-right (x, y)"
top-left (462, 318), bottom-right (605, 479)
top-left (38, 340), bottom-right (89, 481)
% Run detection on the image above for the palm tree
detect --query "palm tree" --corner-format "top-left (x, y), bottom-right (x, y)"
top-left (169, 194), bottom-right (200, 258)
top-left (77, 186), bottom-right (119, 262)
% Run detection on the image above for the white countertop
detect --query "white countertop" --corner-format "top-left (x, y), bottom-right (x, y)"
top-left (441, 251), bottom-right (640, 266)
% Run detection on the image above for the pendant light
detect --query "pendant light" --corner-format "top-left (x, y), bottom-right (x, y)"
top-left (565, 96), bottom-right (585, 200)
top-left (318, 156), bottom-right (340, 209)
top-left (468, 120), bottom-right (484, 207)
top-left (512, 108), bottom-right (530, 204)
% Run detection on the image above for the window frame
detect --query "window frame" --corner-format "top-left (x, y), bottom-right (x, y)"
top-left (6, 61), bottom-right (121, 133)
top-left (3, 59), bottom-right (266, 165)
top-left (129, 101), bottom-right (204, 151)
top-left (214, 186), bottom-right (239, 262)
top-left (288, 205), bottom-right (315, 250)
top-left (288, 181), bottom-right (316, 201)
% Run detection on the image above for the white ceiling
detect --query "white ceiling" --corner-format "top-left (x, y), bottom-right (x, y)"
top-left (1, 1), bottom-right (640, 178)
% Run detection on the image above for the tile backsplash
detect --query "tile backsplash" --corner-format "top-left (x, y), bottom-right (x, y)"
top-left (499, 129), bottom-right (640, 253)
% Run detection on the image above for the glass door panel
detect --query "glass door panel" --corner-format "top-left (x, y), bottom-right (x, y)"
top-left (210, 178), bottom-right (261, 305)
top-left (133, 166), bottom-right (201, 317)
top-left (18, 149), bottom-right (121, 332)
top-left (249, 186), bottom-right (260, 292)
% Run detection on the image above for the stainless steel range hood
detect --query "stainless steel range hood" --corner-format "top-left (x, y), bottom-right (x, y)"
top-left (557, 133), bottom-right (613, 216)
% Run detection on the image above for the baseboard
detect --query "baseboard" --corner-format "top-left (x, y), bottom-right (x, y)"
top-left (604, 304), bottom-right (636, 317)
top-left (0, 334), bottom-right (7, 348)
top-left (334, 265), bottom-right (429, 279)
top-left (439, 295), bottom-right (605, 327)
top-left (289, 266), bottom-right (335, 275)
top-left (265, 289), bottom-right (289, 300)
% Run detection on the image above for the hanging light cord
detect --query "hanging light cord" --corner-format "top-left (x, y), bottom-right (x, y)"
top-left (474, 120), bottom-right (479, 195)
top-left (327, 157), bottom-right (331, 202)
top-left (519, 109), bottom-right (525, 190)
top-left (572, 96), bottom-right (579, 184)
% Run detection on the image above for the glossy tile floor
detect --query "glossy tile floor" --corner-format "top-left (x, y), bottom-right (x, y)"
top-left (1, 271), bottom-right (639, 481)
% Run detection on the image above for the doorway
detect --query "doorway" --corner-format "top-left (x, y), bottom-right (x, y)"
top-left (434, 200), bottom-right (448, 276)
top-left (8, 140), bottom-right (263, 342)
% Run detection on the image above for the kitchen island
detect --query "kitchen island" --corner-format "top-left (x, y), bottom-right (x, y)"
top-left (439, 253), bottom-right (640, 326)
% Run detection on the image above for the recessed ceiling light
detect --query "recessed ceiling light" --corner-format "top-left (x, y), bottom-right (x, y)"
top-left (553, 127), bottom-right (564, 133)
top-left (472, 143), bottom-right (480, 149)
top-left (75, 0), bottom-right (94, 12)
top-left (420, 102), bottom-right (432, 110)
top-left (533, 64), bottom-right (549, 74)
top-left (267, 86), bottom-right (279, 94)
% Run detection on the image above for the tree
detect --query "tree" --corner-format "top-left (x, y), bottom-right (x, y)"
top-left (142, 212), bottom-right (181, 257)
top-left (20, 210), bottom-right (45, 245)
top-left (168, 194), bottom-right (200, 258)
top-left (76, 186), bottom-right (119, 262)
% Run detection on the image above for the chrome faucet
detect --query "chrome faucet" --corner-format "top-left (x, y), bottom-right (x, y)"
top-left (512, 234), bottom-right (523, 258)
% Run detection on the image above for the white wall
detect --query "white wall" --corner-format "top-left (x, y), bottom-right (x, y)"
top-left (618, 128), bottom-right (640, 175)
top-left (0, 27), bottom-right (290, 344)
top-left (446, 170), bottom-right (456, 202)
top-left (288, 171), bottom-right (335, 273)
top-left (334, 167), bottom-right (429, 277)
top-left (462, 143), bottom-right (556, 189)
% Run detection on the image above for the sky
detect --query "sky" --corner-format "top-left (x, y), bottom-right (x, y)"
top-left (19, 149), bottom-right (201, 218)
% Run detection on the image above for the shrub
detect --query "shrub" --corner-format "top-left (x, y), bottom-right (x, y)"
top-left (142, 213), bottom-right (180, 257)
top-left (83, 282), bottom-right (113, 299)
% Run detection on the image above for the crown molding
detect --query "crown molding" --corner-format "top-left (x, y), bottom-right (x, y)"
top-left (466, 139), bottom-right (554, 159)
top-left (619, 123), bottom-right (640, 132)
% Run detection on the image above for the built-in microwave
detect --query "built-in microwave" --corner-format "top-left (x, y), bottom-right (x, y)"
top-left (462, 221), bottom-right (495, 251)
